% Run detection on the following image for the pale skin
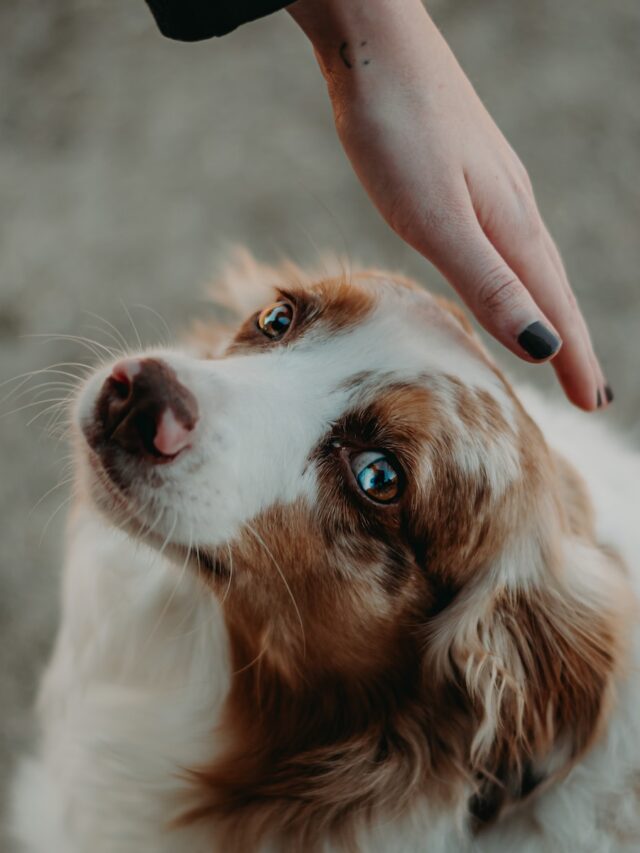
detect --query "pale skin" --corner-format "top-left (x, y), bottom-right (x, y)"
top-left (288, 0), bottom-right (611, 411)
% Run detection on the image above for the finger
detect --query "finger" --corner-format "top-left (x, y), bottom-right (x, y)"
top-left (542, 230), bottom-right (613, 409)
top-left (494, 221), bottom-right (601, 411)
top-left (463, 162), bottom-right (603, 410)
top-left (539, 309), bottom-right (599, 411)
top-left (428, 214), bottom-right (563, 366)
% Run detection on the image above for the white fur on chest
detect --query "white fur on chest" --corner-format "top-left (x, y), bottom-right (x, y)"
top-left (10, 389), bottom-right (640, 853)
top-left (11, 509), bottom-right (230, 853)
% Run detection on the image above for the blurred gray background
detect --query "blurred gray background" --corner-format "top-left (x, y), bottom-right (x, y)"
top-left (0, 0), bottom-right (638, 846)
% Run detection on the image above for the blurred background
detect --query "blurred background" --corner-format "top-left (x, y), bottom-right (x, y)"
top-left (0, 0), bottom-right (638, 844)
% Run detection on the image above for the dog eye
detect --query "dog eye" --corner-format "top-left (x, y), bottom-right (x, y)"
top-left (257, 301), bottom-right (294, 340)
top-left (350, 451), bottom-right (400, 503)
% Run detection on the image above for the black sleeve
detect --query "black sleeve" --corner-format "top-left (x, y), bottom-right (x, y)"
top-left (145, 0), bottom-right (292, 41)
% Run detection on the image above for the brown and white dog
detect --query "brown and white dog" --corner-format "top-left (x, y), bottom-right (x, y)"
top-left (11, 253), bottom-right (640, 852)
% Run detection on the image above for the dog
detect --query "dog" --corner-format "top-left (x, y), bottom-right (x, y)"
top-left (10, 253), bottom-right (640, 852)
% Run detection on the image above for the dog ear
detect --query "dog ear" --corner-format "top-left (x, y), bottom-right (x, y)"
top-left (439, 545), bottom-right (632, 827)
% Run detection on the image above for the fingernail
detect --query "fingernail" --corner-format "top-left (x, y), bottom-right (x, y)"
top-left (605, 384), bottom-right (614, 404)
top-left (517, 322), bottom-right (561, 361)
top-left (596, 388), bottom-right (603, 408)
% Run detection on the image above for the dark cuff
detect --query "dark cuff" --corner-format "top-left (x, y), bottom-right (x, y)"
top-left (145, 0), bottom-right (293, 41)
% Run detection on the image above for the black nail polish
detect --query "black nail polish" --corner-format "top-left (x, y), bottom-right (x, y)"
top-left (596, 388), bottom-right (603, 408)
top-left (517, 322), bottom-right (561, 360)
top-left (605, 384), bottom-right (614, 404)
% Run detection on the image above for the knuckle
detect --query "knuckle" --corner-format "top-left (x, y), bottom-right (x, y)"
top-left (515, 161), bottom-right (533, 193)
top-left (507, 151), bottom-right (532, 189)
top-left (522, 211), bottom-right (543, 244)
top-left (388, 189), bottom-right (465, 251)
top-left (476, 265), bottom-right (524, 314)
top-left (504, 169), bottom-right (541, 239)
top-left (564, 286), bottom-right (579, 312)
top-left (513, 193), bottom-right (541, 240)
top-left (387, 196), bottom-right (428, 247)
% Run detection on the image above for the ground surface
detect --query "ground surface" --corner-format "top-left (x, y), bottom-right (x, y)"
top-left (0, 0), bottom-right (638, 847)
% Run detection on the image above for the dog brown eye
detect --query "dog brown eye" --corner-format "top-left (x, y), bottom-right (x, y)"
top-left (350, 451), bottom-right (400, 503)
top-left (257, 301), bottom-right (294, 340)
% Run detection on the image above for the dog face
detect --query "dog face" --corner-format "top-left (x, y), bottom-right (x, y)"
top-left (76, 269), bottom-right (524, 665)
top-left (73, 261), bottom-right (629, 848)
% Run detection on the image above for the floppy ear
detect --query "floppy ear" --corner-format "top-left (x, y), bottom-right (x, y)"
top-left (435, 541), bottom-right (633, 826)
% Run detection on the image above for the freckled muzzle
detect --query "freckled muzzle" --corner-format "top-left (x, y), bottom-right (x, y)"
top-left (86, 357), bottom-right (199, 464)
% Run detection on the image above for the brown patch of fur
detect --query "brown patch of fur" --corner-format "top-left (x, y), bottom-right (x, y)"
top-left (180, 480), bottom-right (626, 849)
top-left (176, 500), bottom-right (472, 851)
top-left (476, 388), bottom-right (511, 437)
top-left (553, 451), bottom-right (596, 540)
top-left (446, 376), bottom-right (512, 445)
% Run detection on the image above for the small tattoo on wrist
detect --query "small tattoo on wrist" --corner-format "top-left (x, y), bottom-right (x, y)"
top-left (338, 41), bottom-right (372, 70)
top-left (339, 41), bottom-right (352, 69)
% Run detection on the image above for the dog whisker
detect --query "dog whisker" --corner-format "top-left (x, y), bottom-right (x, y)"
top-left (0, 369), bottom-right (87, 409)
top-left (244, 521), bottom-right (306, 658)
top-left (0, 385), bottom-right (76, 422)
top-left (39, 491), bottom-right (77, 545)
top-left (24, 332), bottom-right (117, 361)
top-left (0, 361), bottom-right (91, 393)
top-left (142, 524), bottom-right (193, 656)
top-left (82, 310), bottom-right (131, 353)
top-left (83, 324), bottom-right (128, 357)
top-left (132, 303), bottom-right (173, 347)
top-left (155, 511), bottom-right (178, 562)
top-left (232, 641), bottom-right (268, 677)
top-left (26, 400), bottom-right (73, 428)
top-left (42, 408), bottom-right (73, 439)
top-left (29, 476), bottom-right (75, 517)
top-left (119, 299), bottom-right (143, 351)
top-left (1, 397), bottom-right (71, 421)
top-left (222, 542), bottom-right (234, 604)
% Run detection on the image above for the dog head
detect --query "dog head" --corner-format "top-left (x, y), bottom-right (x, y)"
top-left (75, 254), bottom-right (631, 849)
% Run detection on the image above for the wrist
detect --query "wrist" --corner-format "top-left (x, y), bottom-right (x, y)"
top-left (288, 0), bottom-right (440, 86)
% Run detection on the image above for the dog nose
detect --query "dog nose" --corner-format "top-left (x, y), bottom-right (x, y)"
top-left (97, 358), bottom-right (199, 460)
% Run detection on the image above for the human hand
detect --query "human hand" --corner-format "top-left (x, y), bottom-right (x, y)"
top-left (289, 0), bottom-right (611, 411)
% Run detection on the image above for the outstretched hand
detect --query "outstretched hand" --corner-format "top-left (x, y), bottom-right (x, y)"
top-left (290, 0), bottom-right (610, 411)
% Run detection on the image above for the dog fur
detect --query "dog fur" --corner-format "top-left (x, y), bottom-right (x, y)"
top-left (10, 253), bottom-right (640, 852)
